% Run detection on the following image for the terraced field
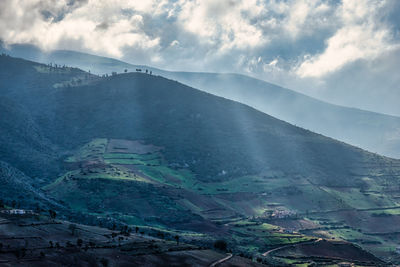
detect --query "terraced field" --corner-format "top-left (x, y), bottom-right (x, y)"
top-left (0, 211), bottom-right (266, 266)
top-left (41, 138), bottom-right (400, 265)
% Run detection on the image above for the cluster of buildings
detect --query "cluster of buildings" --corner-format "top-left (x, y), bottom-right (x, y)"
top-left (0, 209), bottom-right (35, 215)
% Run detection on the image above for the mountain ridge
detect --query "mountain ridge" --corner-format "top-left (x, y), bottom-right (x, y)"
top-left (2, 44), bottom-right (399, 158)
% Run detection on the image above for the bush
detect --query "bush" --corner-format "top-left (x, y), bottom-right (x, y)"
top-left (214, 240), bottom-right (227, 251)
top-left (100, 258), bottom-right (109, 267)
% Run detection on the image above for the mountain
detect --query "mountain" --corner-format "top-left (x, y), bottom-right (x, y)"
top-left (1, 54), bottom-right (400, 264)
top-left (3, 44), bottom-right (399, 159)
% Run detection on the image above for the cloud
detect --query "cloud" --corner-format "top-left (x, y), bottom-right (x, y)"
top-left (0, 0), bottom-right (399, 114)
top-left (296, 0), bottom-right (399, 78)
top-left (0, 0), bottom-right (162, 57)
top-left (177, 0), bottom-right (267, 51)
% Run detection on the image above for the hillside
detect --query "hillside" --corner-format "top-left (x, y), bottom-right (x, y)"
top-left (0, 161), bottom-right (60, 210)
top-left (161, 71), bottom-right (400, 159)
top-left (0, 210), bottom-right (265, 266)
top-left (2, 44), bottom-right (399, 159)
top-left (1, 54), bottom-right (400, 264)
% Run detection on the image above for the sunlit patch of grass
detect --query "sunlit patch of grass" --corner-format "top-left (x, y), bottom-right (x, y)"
top-left (138, 165), bottom-right (198, 188)
top-left (65, 138), bottom-right (107, 163)
top-left (42, 170), bottom-right (80, 190)
top-left (320, 186), bottom-right (396, 210)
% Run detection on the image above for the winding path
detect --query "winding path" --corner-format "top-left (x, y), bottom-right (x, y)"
top-left (209, 253), bottom-right (233, 267)
top-left (262, 238), bottom-right (322, 257)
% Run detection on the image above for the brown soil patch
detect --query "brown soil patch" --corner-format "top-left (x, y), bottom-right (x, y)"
top-left (106, 139), bottom-right (162, 154)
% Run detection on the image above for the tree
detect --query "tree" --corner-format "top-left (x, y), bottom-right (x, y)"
top-left (174, 235), bottom-right (179, 245)
top-left (214, 240), bottom-right (227, 251)
top-left (121, 225), bottom-right (128, 234)
top-left (15, 247), bottom-right (26, 259)
top-left (69, 223), bottom-right (77, 236)
top-left (48, 210), bottom-right (57, 220)
top-left (124, 69), bottom-right (128, 73)
top-left (0, 199), bottom-right (4, 208)
top-left (100, 258), bottom-right (109, 267)
top-left (135, 226), bottom-right (139, 233)
top-left (35, 203), bottom-right (41, 213)
top-left (77, 239), bottom-right (83, 247)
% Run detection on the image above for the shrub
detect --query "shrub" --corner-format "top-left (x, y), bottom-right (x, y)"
top-left (214, 240), bottom-right (227, 251)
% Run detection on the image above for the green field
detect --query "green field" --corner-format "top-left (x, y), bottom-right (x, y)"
top-left (48, 138), bottom-right (400, 263)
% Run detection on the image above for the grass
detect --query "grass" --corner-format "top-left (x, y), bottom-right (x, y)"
top-left (43, 170), bottom-right (81, 190)
top-left (44, 166), bottom-right (153, 192)
top-left (65, 138), bottom-right (107, 163)
top-left (320, 186), bottom-right (397, 210)
top-left (138, 165), bottom-right (198, 188)
top-left (228, 218), bottom-right (315, 253)
top-left (105, 158), bottom-right (162, 165)
top-left (104, 152), bottom-right (161, 160)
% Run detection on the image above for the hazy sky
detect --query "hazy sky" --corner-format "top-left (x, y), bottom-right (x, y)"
top-left (1, 0), bottom-right (399, 115)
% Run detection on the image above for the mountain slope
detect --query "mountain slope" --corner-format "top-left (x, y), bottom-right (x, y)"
top-left (3, 45), bottom-right (398, 158)
top-left (1, 54), bottom-right (399, 202)
top-left (2, 55), bottom-right (400, 263)
top-left (161, 71), bottom-right (400, 159)
top-left (38, 71), bottom-right (398, 185)
top-left (0, 160), bottom-right (60, 209)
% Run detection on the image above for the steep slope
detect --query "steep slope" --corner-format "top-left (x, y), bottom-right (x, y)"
top-left (0, 97), bottom-right (60, 180)
top-left (161, 71), bottom-right (400, 159)
top-left (42, 72), bottom-right (398, 185)
top-left (0, 161), bottom-right (59, 209)
top-left (0, 55), bottom-right (97, 181)
top-left (4, 45), bottom-right (398, 158)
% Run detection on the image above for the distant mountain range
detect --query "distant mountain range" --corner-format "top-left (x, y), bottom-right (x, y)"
top-left (2, 43), bottom-right (399, 159)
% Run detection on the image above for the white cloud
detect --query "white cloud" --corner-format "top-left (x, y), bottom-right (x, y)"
top-left (0, 0), bottom-right (162, 58)
top-left (296, 0), bottom-right (398, 77)
top-left (177, 0), bottom-right (267, 51)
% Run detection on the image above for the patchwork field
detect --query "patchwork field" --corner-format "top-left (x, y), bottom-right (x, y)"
top-left (0, 211), bottom-right (265, 266)
top-left (39, 138), bottom-right (400, 265)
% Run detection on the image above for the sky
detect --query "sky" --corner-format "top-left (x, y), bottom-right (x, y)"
top-left (0, 0), bottom-right (399, 115)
